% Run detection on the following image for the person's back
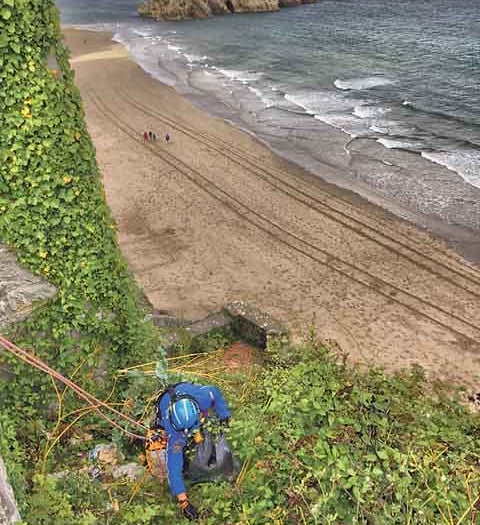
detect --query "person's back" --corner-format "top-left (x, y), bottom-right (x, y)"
top-left (154, 382), bottom-right (231, 521)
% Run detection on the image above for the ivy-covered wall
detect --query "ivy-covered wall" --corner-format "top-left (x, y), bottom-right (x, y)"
top-left (0, 0), bottom-right (166, 511)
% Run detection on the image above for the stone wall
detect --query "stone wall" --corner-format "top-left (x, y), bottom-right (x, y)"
top-left (0, 242), bottom-right (57, 524)
top-left (0, 243), bottom-right (56, 330)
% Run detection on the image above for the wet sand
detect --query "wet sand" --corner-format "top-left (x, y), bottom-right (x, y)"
top-left (65, 28), bottom-right (480, 391)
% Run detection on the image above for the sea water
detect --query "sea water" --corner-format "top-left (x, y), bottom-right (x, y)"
top-left (58, 0), bottom-right (480, 235)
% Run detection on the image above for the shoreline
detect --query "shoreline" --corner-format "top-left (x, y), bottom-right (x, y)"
top-left (64, 24), bottom-right (480, 265)
top-left (65, 27), bottom-right (480, 389)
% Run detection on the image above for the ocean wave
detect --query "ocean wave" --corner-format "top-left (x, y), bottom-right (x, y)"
top-left (402, 100), bottom-right (480, 129)
top-left (335, 77), bottom-right (394, 91)
top-left (183, 53), bottom-right (209, 64)
top-left (133, 29), bottom-right (152, 37)
top-left (421, 150), bottom-right (480, 189)
top-left (248, 86), bottom-right (274, 108)
top-left (369, 124), bottom-right (388, 134)
top-left (285, 91), bottom-right (397, 138)
top-left (285, 90), bottom-right (358, 116)
top-left (376, 138), bottom-right (421, 151)
top-left (217, 69), bottom-right (263, 84)
top-left (353, 105), bottom-right (388, 119)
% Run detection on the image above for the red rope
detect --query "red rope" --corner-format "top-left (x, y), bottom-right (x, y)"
top-left (0, 334), bottom-right (147, 440)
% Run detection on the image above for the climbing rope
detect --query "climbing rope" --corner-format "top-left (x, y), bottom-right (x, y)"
top-left (0, 334), bottom-right (147, 440)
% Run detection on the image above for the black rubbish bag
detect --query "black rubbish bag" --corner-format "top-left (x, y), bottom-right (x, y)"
top-left (185, 431), bottom-right (242, 486)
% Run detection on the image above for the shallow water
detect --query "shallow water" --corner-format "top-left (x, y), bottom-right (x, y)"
top-left (58, 0), bottom-right (480, 235)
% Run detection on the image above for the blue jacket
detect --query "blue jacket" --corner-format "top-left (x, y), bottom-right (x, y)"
top-left (158, 382), bottom-right (231, 496)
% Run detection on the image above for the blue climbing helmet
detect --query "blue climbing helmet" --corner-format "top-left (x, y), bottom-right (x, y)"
top-left (169, 396), bottom-right (200, 433)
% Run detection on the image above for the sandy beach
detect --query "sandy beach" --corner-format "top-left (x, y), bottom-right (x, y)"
top-left (65, 28), bottom-right (480, 391)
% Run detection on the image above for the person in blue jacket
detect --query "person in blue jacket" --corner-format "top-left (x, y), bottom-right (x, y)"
top-left (155, 382), bottom-right (231, 521)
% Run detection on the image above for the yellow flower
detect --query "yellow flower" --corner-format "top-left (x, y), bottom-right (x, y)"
top-left (63, 175), bottom-right (72, 184)
top-left (21, 107), bottom-right (31, 118)
top-left (39, 251), bottom-right (48, 259)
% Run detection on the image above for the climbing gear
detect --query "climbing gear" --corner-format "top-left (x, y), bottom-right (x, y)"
top-left (145, 429), bottom-right (168, 452)
top-left (193, 429), bottom-right (204, 444)
top-left (0, 335), bottom-right (147, 440)
top-left (145, 429), bottom-right (168, 481)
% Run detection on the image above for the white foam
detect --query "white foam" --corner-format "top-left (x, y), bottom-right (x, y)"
top-left (112, 29), bottom-right (178, 87)
top-left (248, 86), bottom-right (274, 107)
top-left (369, 125), bottom-right (388, 134)
top-left (217, 69), bottom-right (263, 83)
top-left (377, 138), bottom-right (418, 150)
top-left (285, 90), bottom-right (379, 137)
top-left (285, 90), bottom-right (357, 116)
top-left (421, 150), bottom-right (480, 189)
top-left (335, 77), bottom-right (394, 91)
top-left (353, 105), bottom-right (388, 119)
top-left (133, 29), bottom-right (152, 37)
top-left (183, 53), bottom-right (208, 64)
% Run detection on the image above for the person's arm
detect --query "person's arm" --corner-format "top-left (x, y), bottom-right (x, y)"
top-left (198, 385), bottom-right (231, 421)
top-left (165, 434), bottom-right (187, 497)
top-left (166, 435), bottom-right (199, 520)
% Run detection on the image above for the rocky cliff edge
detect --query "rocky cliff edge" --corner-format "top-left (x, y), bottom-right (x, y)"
top-left (139, 0), bottom-right (317, 21)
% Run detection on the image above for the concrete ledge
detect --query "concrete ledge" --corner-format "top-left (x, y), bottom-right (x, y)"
top-left (223, 300), bottom-right (285, 347)
top-left (163, 301), bottom-right (286, 351)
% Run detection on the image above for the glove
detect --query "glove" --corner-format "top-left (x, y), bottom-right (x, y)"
top-left (182, 502), bottom-right (199, 521)
top-left (178, 493), bottom-right (199, 521)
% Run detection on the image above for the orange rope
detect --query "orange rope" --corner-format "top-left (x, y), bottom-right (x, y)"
top-left (0, 335), bottom-right (147, 440)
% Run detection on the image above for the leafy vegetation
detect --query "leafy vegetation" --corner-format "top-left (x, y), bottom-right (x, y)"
top-left (0, 0), bottom-right (165, 516)
top-left (216, 339), bottom-right (480, 524)
top-left (1, 2), bottom-right (479, 525)
top-left (10, 336), bottom-right (480, 524)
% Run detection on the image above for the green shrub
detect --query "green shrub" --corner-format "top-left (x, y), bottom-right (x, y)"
top-left (197, 341), bottom-right (480, 524)
top-left (0, 0), bottom-right (165, 512)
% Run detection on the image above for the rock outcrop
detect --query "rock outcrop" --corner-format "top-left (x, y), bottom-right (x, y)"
top-left (0, 242), bottom-right (56, 524)
top-left (279, 0), bottom-right (316, 6)
top-left (0, 243), bottom-right (56, 329)
top-left (139, 0), bottom-right (316, 21)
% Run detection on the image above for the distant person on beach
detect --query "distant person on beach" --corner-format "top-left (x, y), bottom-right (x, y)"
top-left (143, 131), bottom-right (148, 142)
top-left (165, 133), bottom-right (171, 143)
top-left (149, 131), bottom-right (153, 141)
top-left (152, 132), bottom-right (157, 141)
